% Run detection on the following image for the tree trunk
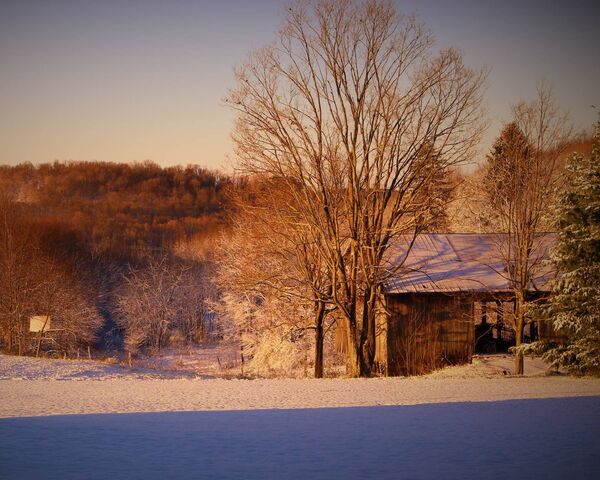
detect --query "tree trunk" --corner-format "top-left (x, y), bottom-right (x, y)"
top-left (35, 331), bottom-right (43, 357)
top-left (346, 323), bottom-right (372, 377)
top-left (339, 291), bottom-right (371, 377)
top-left (361, 286), bottom-right (378, 374)
top-left (314, 302), bottom-right (325, 379)
top-left (514, 294), bottom-right (525, 375)
top-left (35, 316), bottom-right (50, 358)
top-left (514, 328), bottom-right (524, 375)
top-left (345, 322), bottom-right (361, 377)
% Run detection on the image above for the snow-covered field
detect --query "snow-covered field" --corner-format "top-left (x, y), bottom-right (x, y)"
top-left (1, 352), bottom-right (600, 418)
top-left (1, 353), bottom-right (600, 479)
top-left (0, 343), bottom-right (243, 381)
top-left (0, 349), bottom-right (570, 382)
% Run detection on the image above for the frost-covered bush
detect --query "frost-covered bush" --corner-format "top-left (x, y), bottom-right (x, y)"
top-left (215, 289), bottom-right (313, 377)
top-left (246, 329), bottom-right (311, 377)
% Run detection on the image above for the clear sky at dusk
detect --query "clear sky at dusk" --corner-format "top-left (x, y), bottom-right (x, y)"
top-left (1, 0), bottom-right (598, 170)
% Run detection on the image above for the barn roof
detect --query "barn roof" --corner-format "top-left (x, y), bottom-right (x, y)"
top-left (383, 233), bottom-right (556, 294)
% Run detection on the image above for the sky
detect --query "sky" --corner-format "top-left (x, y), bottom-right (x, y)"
top-left (1, 0), bottom-right (598, 171)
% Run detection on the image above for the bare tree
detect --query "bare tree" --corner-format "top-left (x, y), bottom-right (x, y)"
top-left (116, 256), bottom-right (189, 353)
top-left (227, 0), bottom-right (486, 376)
top-left (482, 84), bottom-right (572, 375)
top-left (176, 263), bottom-right (216, 345)
top-left (213, 219), bottom-right (310, 376)
top-left (445, 168), bottom-right (495, 233)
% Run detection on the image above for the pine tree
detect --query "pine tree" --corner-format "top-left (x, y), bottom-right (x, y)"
top-left (541, 123), bottom-right (600, 375)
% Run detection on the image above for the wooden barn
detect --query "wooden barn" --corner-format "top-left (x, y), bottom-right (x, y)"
top-left (374, 233), bottom-right (556, 376)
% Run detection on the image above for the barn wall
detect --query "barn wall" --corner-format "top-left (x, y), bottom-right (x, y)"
top-left (384, 293), bottom-right (474, 376)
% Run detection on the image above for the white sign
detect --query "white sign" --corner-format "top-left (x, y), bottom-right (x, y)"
top-left (29, 316), bottom-right (51, 333)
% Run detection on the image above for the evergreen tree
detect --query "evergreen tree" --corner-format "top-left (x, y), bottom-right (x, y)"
top-left (541, 123), bottom-right (600, 375)
top-left (484, 122), bottom-right (532, 207)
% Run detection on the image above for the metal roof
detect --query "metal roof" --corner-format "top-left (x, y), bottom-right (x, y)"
top-left (383, 233), bottom-right (556, 294)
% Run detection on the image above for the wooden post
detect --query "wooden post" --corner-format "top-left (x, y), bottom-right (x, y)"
top-left (35, 316), bottom-right (50, 358)
top-left (127, 351), bottom-right (132, 367)
top-left (240, 345), bottom-right (245, 376)
top-left (87, 345), bottom-right (92, 360)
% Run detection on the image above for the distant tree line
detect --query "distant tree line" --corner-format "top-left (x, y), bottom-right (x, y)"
top-left (0, 160), bottom-right (230, 259)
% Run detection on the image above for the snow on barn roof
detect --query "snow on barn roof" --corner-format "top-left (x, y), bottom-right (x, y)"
top-left (383, 233), bottom-right (556, 294)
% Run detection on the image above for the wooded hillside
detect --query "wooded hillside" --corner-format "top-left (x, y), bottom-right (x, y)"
top-left (0, 161), bottom-right (230, 258)
top-left (0, 161), bottom-right (232, 357)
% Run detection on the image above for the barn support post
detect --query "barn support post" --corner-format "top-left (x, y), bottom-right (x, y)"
top-left (495, 300), bottom-right (504, 342)
top-left (468, 299), bottom-right (475, 362)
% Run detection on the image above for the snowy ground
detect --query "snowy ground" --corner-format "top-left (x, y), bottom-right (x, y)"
top-left (0, 349), bottom-right (566, 382)
top-left (1, 398), bottom-right (599, 479)
top-left (1, 353), bottom-right (600, 479)
top-left (1, 352), bottom-right (600, 418)
top-left (0, 343), bottom-right (243, 381)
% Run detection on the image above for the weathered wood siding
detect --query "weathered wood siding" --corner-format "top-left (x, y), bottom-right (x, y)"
top-left (383, 293), bottom-right (474, 376)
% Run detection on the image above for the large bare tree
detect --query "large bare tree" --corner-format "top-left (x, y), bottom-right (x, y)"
top-left (482, 85), bottom-right (572, 375)
top-left (227, 0), bottom-right (486, 376)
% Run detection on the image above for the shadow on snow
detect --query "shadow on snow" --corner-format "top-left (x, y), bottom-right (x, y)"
top-left (1, 397), bottom-right (599, 480)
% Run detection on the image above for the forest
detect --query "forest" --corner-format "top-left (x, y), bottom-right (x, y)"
top-left (0, 161), bottom-right (229, 258)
